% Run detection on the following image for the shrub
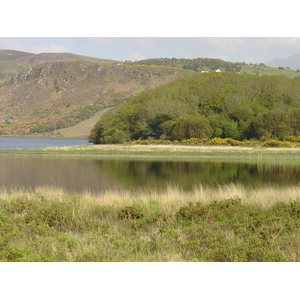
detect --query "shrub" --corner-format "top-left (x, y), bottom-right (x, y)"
top-left (224, 138), bottom-right (243, 146)
top-left (181, 138), bottom-right (208, 145)
top-left (117, 205), bottom-right (144, 219)
top-left (176, 202), bottom-right (207, 220)
top-left (262, 140), bottom-right (293, 147)
top-left (208, 137), bottom-right (242, 146)
top-left (4, 197), bottom-right (78, 230)
top-left (286, 136), bottom-right (300, 142)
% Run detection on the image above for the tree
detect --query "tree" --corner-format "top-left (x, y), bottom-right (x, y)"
top-left (253, 109), bottom-right (289, 139)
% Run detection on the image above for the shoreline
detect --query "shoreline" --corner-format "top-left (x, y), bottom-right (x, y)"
top-left (1, 144), bottom-right (299, 163)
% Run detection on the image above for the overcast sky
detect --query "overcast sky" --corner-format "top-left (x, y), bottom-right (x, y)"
top-left (2, 37), bottom-right (300, 64)
top-left (1, 1), bottom-right (300, 64)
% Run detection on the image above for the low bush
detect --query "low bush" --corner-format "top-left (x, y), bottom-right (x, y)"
top-left (208, 137), bottom-right (243, 146)
top-left (262, 140), bottom-right (293, 147)
top-left (286, 136), bottom-right (300, 142)
top-left (181, 138), bottom-right (208, 145)
top-left (117, 205), bottom-right (144, 219)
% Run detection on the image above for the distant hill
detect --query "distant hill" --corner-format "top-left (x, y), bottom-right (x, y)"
top-left (126, 57), bottom-right (245, 73)
top-left (266, 54), bottom-right (300, 70)
top-left (128, 57), bottom-right (300, 77)
top-left (0, 49), bottom-right (118, 85)
top-left (89, 72), bottom-right (300, 144)
top-left (0, 59), bottom-right (195, 136)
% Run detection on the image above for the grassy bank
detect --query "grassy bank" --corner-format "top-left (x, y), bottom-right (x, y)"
top-left (1, 144), bottom-right (300, 164)
top-left (1, 184), bottom-right (299, 262)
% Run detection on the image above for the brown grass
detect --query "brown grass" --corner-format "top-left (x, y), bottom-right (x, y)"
top-left (2, 183), bottom-right (298, 209)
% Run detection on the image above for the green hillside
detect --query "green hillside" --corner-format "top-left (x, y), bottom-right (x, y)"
top-left (0, 60), bottom-right (194, 136)
top-left (89, 72), bottom-right (300, 144)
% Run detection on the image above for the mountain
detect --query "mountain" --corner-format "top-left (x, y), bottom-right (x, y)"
top-left (0, 49), bottom-right (118, 85)
top-left (0, 59), bottom-right (195, 136)
top-left (266, 54), bottom-right (300, 70)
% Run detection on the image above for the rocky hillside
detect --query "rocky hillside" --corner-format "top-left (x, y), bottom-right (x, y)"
top-left (0, 59), bottom-right (195, 136)
top-left (0, 49), bottom-right (118, 85)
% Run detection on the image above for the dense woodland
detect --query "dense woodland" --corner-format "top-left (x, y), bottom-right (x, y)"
top-left (89, 72), bottom-right (300, 144)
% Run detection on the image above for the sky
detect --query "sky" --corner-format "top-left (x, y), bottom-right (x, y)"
top-left (1, 37), bottom-right (300, 64)
top-left (1, 1), bottom-right (300, 64)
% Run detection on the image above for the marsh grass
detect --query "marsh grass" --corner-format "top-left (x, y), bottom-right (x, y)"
top-left (0, 183), bottom-right (299, 262)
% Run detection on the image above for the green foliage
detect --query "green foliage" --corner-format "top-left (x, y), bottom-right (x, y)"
top-left (89, 73), bottom-right (300, 144)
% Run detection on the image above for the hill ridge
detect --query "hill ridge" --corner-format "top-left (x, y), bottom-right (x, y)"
top-left (0, 49), bottom-right (119, 85)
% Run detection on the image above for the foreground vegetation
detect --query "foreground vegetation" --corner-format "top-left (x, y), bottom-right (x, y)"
top-left (1, 184), bottom-right (299, 262)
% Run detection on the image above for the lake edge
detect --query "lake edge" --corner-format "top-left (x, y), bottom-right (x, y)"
top-left (1, 144), bottom-right (299, 164)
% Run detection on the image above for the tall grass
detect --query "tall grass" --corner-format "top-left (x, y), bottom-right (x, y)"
top-left (70, 183), bottom-right (300, 208)
top-left (1, 182), bottom-right (300, 207)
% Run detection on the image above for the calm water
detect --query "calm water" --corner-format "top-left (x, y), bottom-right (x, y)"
top-left (0, 156), bottom-right (299, 193)
top-left (0, 137), bottom-right (299, 193)
top-left (0, 137), bottom-right (91, 150)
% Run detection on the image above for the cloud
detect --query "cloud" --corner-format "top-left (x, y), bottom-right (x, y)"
top-left (117, 51), bottom-right (147, 61)
top-left (0, 38), bottom-right (24, 51)
top-left (27, 44), bottom-right (70, 54)
top-left (0, 38), bottom-right (71, 54)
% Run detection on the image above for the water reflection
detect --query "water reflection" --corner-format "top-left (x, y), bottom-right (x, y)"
top-left (0, 157), bottom-right (299, 193)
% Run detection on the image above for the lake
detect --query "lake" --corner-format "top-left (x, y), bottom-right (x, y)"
top-left (0, 137), bottom-right (91, 150)
top-left (0, 156), bottom-right (299, 193)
